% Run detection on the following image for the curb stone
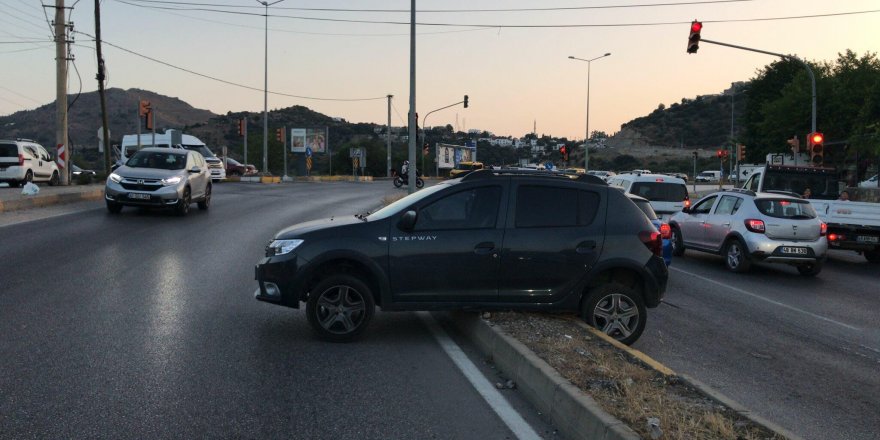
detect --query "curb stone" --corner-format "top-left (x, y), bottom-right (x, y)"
top-left (0, 188), bottom-right (104, 213)
top-left (448, 311), bottom-right (640, 440)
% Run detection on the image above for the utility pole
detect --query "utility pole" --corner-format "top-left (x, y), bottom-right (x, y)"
top-left (407, 0), bottom-right (417, 194)
top-left (55, 0), bottom-right (69, 184)
top-left (387, 94), bottom-right (393, 177)
top-left (94, 0), bottom-right (111, 173)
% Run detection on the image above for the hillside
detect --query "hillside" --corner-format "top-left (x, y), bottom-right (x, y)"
top-left (0, 88), bottom-right (216, 151)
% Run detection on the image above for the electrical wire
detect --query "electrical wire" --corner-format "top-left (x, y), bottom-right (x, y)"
top-left (0, 86), bottom-right (43, 106)
top-left (112, 1), bottom-right (880, 28)
top-left (0, 44), bottom-right (52, 54)
top-left (119, 0), bottom-right (755, 13)
top-left (73, 30), bottom-right (389, 102)
top-left (0, 40), bottom-right (53, 44)
top-left (390, 102), bottom-right (407, 126)
top-left (39, 1), bottom-right (57, 39)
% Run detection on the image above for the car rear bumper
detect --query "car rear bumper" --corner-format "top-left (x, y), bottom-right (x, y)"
top-left (254, 252), bottom-right (309, 308)
top-left (745, 236), bottom-right (827, 263)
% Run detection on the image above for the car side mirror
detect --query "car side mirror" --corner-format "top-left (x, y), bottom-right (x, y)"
top-left (189, 166), bottom-right (201, 174)
top-left (397, 210), bottom-right (417, 231)
top-left (681, 206), bottom-right (690, 214)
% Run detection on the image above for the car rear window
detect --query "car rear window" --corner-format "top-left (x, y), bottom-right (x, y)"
top-left (630, 182), bottom-right (688, 202)
top-left (631, 198), bottom-right (658, 220)
top-left (0, 143), bottom-right (17, 157)
top-left (754, 199), bottom-right (817, 219)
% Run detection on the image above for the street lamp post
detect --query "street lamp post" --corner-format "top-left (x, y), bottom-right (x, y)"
top-left (256, 0), bottom-right (285, 174)
top-left (568, 53), bottom-right (611, 171)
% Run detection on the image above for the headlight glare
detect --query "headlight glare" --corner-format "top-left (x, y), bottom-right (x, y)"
top-left (109, 173), bottom-right (122, 183)
top-left (162, 176), bottom-right (182, 186)
top-left (269, 239), bottom-right (304, 256)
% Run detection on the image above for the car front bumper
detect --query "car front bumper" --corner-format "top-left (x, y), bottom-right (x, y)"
top-left (104, 180), bottom-right (184, 207)
top-left (254, 252), bottom-right (310, 308)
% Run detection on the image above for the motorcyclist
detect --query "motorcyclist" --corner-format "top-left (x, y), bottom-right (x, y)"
top-left (401, 160), bottom-right (410, 177)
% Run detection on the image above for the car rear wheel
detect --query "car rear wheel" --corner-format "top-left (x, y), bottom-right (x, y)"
top-left (24, 170), bottom-right (33, 184)
top-left (724, 239), bottom-right (751, 273)
top-left (198, 184), bottom-right (211, 210)
top-left (581, 283), bottom-right (646, 345)
top-left (175, 188), bottom-right (191, 216)
top-left (306, 274), bottom-right (375, 342)
top-left (797, 261), bottom-right (823, 276)
top-left (671, 226), bottom-right (685, 257)
top-left (864, 250), bottom-right (880, 263)
top-left (106, 200), bottom-right (123, 213)
top-left (48, 171), bottom-right (59, 186)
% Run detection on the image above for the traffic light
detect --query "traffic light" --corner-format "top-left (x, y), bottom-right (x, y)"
top-left (808, 132), bottom-right (824, 166)
top-left (275, 128), bottom-right (285, 143)
top-left (687, 20), bottom-right (702, 54)
top-left (463, 95), bottom-right (469, 108)
top-left (716, 149), bottom-right (723, 158)
top-left (139, 100), bottom-right (151, 117)
top-left (560, 145), bottom-right (568, 161)
top-left (737, 144), bottom-right (746, 161)
top-left (237, 119), bottom-right (245, 137)
top-left (145, 110), bottom-right (153, 130)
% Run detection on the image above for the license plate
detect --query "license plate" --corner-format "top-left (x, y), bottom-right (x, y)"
top-left (781, 247), bottom-right (808, 255)
top-left (128, 193), bottom-right (150, 200)
top-left (857, 236), bottom-right (879, 243)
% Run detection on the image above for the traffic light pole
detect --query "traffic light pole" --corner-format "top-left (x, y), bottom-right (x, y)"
top-left (422, 99), bottom-right (467, 177)
top-left (701, 38), bottom-right (816, 134)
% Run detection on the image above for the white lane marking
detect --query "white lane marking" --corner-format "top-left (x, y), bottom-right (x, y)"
top-left (669, 266), bottom-right (860, 331)
top-left (417, 312), bottom-right (541, 440)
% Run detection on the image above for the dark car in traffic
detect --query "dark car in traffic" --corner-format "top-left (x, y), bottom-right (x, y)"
top-left (223, 157), bottom-right (256, 176)
top-left (254, 169), bottom-right (668, 345)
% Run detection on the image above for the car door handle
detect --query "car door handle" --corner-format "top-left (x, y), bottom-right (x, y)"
top-left (474, 242), bottom-right (496, 255)
top-left (723, 222), bottom-right (730, 226)
top-left (576, 240), bottom-right (597, 254)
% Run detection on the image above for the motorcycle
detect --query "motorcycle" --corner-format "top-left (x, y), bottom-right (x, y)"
top-left (393, 170), bottom-right (424, 189)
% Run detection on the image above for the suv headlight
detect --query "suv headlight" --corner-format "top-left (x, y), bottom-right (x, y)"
top-left (109, 173), bottom-right (122, 183)
top-left (268, 239), bottom-right (304, 256)
top-left (161, 176), bottom-right (182, 186)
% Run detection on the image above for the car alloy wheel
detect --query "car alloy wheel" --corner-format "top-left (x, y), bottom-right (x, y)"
top-left (724, 239), bottom-right (751, 272)
top-left (306, 274), bottom-right (375, 342)
top-left (671, 227), bottom-right (685, 257)
top-left (198, 185), bottom-right (211, 210)
top-left (582, 283), bottom-right (646, 345)
top-left (176, 188), bottom-right (191, 216)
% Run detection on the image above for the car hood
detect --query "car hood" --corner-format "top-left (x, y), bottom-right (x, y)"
top-left (275, 216), bottom-right (364, 239)
top-left (115, 166), bottom-right (184, 179)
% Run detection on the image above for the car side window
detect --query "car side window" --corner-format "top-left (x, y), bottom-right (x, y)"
top-left (579, 191), bottom-right (600, 225)
top-left (516, 185), bottom-right (578, 228)
top-left (691, 196), bottom-right (717, 214)
top-left (747, 173), bottom-right (761, 192)
top-left (714, 195), bottom-right (742, 215)
top-left (414, 186), bottom-right (501, 231)
top-left (24, 146), bottom-right (37, 159)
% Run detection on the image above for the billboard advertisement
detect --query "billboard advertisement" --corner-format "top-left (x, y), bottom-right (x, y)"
top-left (290, 128), bottom-right (327, 153)
top-left (438, 145), bottom-right (456, 169)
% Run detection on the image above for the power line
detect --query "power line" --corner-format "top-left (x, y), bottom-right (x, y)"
top-left (119, 0), bottom-right (755, 13)
top-left (112, 2), bottom-right (880, 28)
top-left (72, 30), bottom-right (390, 102)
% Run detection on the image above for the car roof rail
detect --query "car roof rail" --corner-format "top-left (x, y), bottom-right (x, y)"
top-left (15, 138), bottom-right (37, 143)
top-left (461, 168), bottom-right (607, 185)
top-left (723, 188), bottom-right (756, 197)
top-left (762, 190), bottom-right (801, 198)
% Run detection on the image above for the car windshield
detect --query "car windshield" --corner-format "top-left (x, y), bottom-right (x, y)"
top-left (630, 182), bottom-right (688, 202)
top-left (0, 143), bottom-right (17, 157)
top-left (762, 168), bottom-right (838, 200)
top-left (754, 198), bottom-right (817, 219)
top-left (631, 198), bottom-right (659, 220)
top-left (367, 183), bottom-right (450, 220)
top-left (183, 145), bottom-right (215, 158)
top-left (126, 151), bottom-right (187, 170)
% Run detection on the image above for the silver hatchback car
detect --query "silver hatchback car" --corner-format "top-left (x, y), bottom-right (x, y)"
top-left (104, 147), bottom-right (212, 216)
top-left (669, 189), bottom-right (827, 276)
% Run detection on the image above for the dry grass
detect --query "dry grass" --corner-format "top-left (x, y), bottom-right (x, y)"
top-left (490, 312), bottom-right (785, 440)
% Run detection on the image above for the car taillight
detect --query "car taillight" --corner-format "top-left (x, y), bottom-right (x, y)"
top-left (744, 219), bottom-right (765, 233)
top-left (18, 153), bottom-right (24, 166)
top-left (820, 222), bottom-right (827, 236)
top-left (828, 233), bottom-right (843, 241)
top-left (683, 197), bottom-right (691, 208)
top-left (659, 223), bottom-right (672, 239)
top-left (639, 230), bottom-right (663, 257)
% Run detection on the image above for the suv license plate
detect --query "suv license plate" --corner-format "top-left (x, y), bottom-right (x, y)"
top-left (781, 247), bottom-right (808, 255)
top-left (128, 193), bottom-right (150, 200)
top-left (857, 236), bottom-right (879, 243)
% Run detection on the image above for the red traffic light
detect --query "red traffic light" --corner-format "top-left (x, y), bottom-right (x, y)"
top-left (716, 150), bottom-right (722, 157)
top-left (687, 20), bottom-right (702, 54)
top-left (560, 146), bottom-right (567, 155)
top-left (810, 132), bottom-right (824, 144)
top-left (691, 22), bottom-right (702, 33)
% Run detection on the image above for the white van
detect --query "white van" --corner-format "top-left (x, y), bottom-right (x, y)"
top-left (607, 172), bottom-right (690, 220)
top-left (119, 129), bottom-right (225, 181)
top-left (0, 139), bottom-right (61, 187)
top-left (695, 170), bottom-right (721, 182)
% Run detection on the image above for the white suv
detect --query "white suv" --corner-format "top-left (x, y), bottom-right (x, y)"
top-left (0, 139), bottom-right (60, 187)
top-left (607, 172), bottom-right (689, 220)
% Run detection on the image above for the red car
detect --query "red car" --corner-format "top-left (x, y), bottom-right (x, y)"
top-left (223, 157), bottom-right (256, 176)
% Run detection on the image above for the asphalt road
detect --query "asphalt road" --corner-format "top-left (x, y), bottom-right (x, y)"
top-left (634, 248), bottom-right (880, 440)
top-left (0, 182), bottom-right (555, 439)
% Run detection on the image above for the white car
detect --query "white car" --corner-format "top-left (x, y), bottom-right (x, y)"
top-left (607, 172), bottom-right (690, 220)
top-left (859, 174), bottom-right (878, 188)
top-left (0, 139), bottom-right (61, 187)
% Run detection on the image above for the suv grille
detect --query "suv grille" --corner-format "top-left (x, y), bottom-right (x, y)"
top-left (120, 177), bottom-right (162, 192)
top-left (208, 161), bottom-right (223, 169)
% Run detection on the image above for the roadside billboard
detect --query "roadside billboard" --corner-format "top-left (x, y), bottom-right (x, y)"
top-left (290, 128), bottom-right (327, 153)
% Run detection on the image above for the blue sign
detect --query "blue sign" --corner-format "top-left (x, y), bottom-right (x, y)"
top-left (306, 147), bottom-right (313, 157)
top-left (545, 162), bottom-right (554, 171)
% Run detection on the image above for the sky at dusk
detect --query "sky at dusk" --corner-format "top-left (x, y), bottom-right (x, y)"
top-left (1, 0), bottom-right (879, 140)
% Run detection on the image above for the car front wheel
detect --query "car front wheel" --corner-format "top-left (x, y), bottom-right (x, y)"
top-left (175, 187), bottom-right (191, 216)
top-left (106, 200), bottom-right (123, 213)
top-left (306, 274), bottom-right (375, 342)
top-left (582, 282), bottom-right (646, 345)
top-left (671, 226), bottom-right (685, 257)
top-left (198, 184), bottom-right (211, 210)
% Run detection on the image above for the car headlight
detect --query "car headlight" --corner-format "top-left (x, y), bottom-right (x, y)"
top-left (268, 239), bottom-right (304, 256)
top-left (161, 176), bottom-right (182, 186)
top-left (109, 173), bottom-right (122, 183)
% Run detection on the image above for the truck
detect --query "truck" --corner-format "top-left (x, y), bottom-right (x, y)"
top-left (117, 129), bottom-right (225, 182)
top-left (741, 164), bottom-right (880, 262)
